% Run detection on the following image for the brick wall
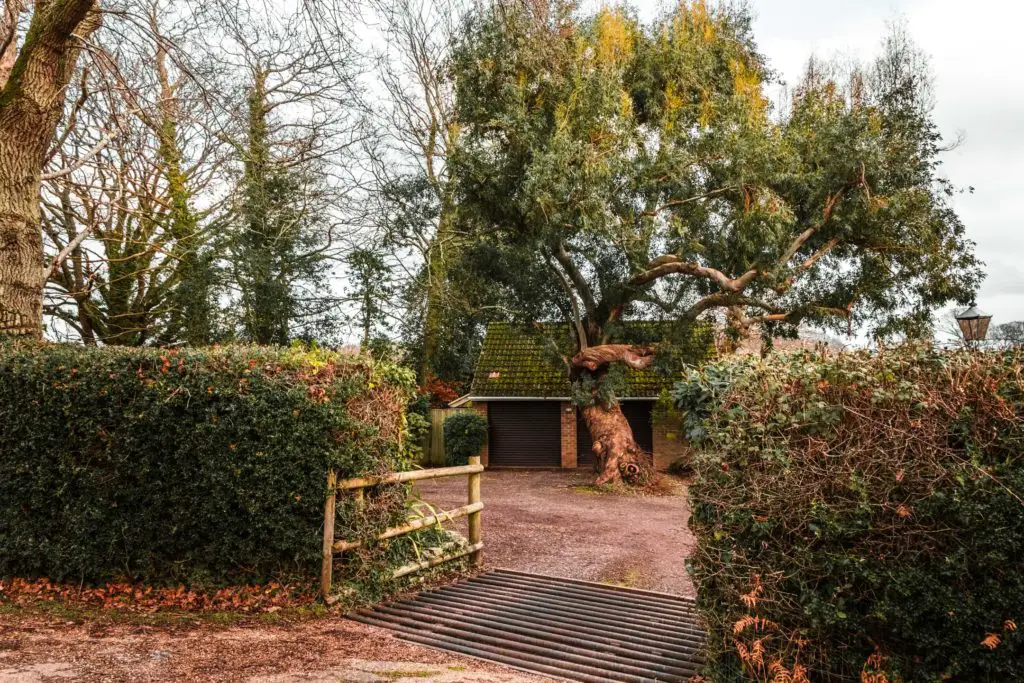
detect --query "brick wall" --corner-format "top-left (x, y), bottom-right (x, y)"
top-left (651, 411), bottom-right (690, 471)
top-left (560, 402), bottom-right (577, 468)
top-left (471, 402), bottom-right (489, 467)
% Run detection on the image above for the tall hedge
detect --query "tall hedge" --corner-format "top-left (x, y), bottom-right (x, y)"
top-left (679, 346), bottom-right (1024, 681)
top-left (0, 341), bottom-right (416, 586)
top-left (443, 411), bottom-right (488, 466)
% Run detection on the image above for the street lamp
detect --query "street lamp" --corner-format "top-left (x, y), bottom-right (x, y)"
top-left (955, 302), bottom-right (993, 345)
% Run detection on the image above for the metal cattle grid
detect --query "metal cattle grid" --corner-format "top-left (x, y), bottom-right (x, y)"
top-left (349, 569), bottom-right (704, 682)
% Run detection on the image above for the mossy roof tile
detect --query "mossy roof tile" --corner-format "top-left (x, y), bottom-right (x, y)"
top-left (469, 321), bottom-right (713, 398)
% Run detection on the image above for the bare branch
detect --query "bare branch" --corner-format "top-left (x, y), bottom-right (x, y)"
top-left (45, 222), bottom-right (93, 278)
top-left (554, 242), bottom-right (597, 319)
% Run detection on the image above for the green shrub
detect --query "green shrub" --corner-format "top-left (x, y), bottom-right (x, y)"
top-left (404, 393), bottom-right (432, 464)
top-left (678, 346), bottom-right (1024, 681)
top-left (0, 341), bottom-right (417, 587)
top-left (443, 411), bottom-right (488, 466)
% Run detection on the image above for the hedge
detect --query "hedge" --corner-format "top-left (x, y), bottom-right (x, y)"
top-left (0, 341), bottom-right (419, 587)
top-left (443, 411), bottom-right (488, 466)
top-left (678, 346), bottom-right (1024, 681)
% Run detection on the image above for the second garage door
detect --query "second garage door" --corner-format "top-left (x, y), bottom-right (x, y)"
top-left (488, 401), bottom-right (561, 467)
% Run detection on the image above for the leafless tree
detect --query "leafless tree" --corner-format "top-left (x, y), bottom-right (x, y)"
top-left (360, 0), bottom-right (468, 379)
top-left (210, 2), bottom-right (369, 344)
top-left (40, 0), bottom-right (234, 344)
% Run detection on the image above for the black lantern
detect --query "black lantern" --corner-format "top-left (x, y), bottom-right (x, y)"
top-left (955, 302), bottom-right (993, 343)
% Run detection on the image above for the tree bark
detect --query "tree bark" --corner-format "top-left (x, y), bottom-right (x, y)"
top-left (419, 199), bottom-right (455, 388)
top-left (572, 343), bottom-right (656, 486)
top-left (0, 0), bottom-right (100, 337)
top-left (579, 400), bottom-right (652, 486)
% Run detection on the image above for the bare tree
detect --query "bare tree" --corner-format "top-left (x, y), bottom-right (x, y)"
top-left (40, 0), bottom-right (232, 344)
top-left (213, 4), bottom-right (367, 344)
top-left (362, 0), bottom-right (467, 381)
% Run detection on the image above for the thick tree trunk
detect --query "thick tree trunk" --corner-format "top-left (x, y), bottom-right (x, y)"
top-left (0, 143), bottom-right (45, 336)
top-left (571, 343), bottom-right (656, 486)
top-left (717, 304), bottom-right (752, 355)
top-left (0, 0), bottom-right (100, 337)
top-left (580, 401), bottom-right (652, 486)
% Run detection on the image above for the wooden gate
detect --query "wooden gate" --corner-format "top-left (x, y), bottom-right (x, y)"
top-left (320, 457), bottom-right (484, 601)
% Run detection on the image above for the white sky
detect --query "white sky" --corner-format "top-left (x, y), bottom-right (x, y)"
top-left (625, 0), bottom-right (1024, 330)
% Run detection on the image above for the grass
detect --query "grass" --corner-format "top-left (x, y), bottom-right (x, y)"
top-left (569, 484), bottom-right (609, 495)
top-left (567, 473), bottom-right (685, 497)
top-left (377, 670), bottom-right (438, 680)
top-left (600, 569), bottom-right (646, 589)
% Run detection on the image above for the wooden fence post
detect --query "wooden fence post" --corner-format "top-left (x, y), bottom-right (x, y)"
top-left (321, 470), bottom-right (337, 599)
top-left (467, 455), bottom-right (483, 568)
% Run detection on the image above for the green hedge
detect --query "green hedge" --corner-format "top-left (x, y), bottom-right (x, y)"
top-left (678, 346), bottom-right (1024, 681)
top-left (0, 341), bottom-right (416, 586)
top-left (443, 411), bottom-right (488, 466)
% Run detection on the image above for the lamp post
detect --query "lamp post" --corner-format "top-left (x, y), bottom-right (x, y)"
top-left (955, 302), bottom-right (993, 348)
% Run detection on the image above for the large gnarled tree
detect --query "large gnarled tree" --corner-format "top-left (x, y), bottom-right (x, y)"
top-left (450, 1), bottom-right (981, 484)
top-left (0, 0), bottom-right (100, 337)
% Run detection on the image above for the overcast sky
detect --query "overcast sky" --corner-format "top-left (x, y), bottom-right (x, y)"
top-left (626, 0), bottom-right (1024, 331)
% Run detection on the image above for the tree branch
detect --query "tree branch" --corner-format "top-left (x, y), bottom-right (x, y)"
top-left (571, 344), bottom-right (656, 372)
top-left (637, 186), bottom-right (734, 217)
top-left (41, 125), bottom-right (121, 180)
top-left (630, 255), bottom-right (758, 293)
top-left (776, 190), bottom-right (845, 267)
top-left (45, 222), bottom-right (94, 279)
top-left (545, 252), bottom-right (588, 351)
top-left (553, 242), bottom-right (597, 319)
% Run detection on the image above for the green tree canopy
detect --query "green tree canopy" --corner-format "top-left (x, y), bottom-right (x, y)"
top-left (450, 1), bottom-right (981, 351)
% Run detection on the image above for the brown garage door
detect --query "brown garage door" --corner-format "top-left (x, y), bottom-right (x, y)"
top-left (577, 401), bottom-right (654, 467)
top-left (488, 401), bottom-right (561, 467)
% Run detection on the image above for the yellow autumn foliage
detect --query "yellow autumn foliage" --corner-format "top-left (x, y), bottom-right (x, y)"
top-left (698, 88), bottom-right (714, 128)
top-left (662, 81), bottom-right (684, 130)
top-left (619, 89), bottom-right (633, 119)
top-left (594, 8), bottom-right (633, 67)
top-left (731, 57), bottom-right (766, 121)
top-left (671, 0), bottom-right (717, 44)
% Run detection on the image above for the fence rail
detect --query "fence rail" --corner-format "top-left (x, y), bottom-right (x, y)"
top-left (321, 456), bottom-right (483, 600)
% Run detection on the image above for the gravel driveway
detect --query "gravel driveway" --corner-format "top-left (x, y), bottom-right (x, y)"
top-left (412, 469), bottom-right (695, 596)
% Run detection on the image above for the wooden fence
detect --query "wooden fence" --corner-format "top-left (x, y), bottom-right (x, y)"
top-left (321, 456), bottom-right (483, 600)
top-left (420, 407), bottom-right (473, 466)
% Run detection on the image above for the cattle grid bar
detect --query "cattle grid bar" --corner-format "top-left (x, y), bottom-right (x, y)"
top-left (321, 456), bottom-right (483, 601)
top-left (350, 569), bottom-right (705, 682)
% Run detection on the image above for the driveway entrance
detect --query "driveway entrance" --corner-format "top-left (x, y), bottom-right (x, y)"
top-left (411, 470), bottom-right (694, 596)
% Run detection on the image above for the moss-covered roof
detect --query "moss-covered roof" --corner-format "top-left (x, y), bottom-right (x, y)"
top-left (468, 321), bottom-right (715, 398)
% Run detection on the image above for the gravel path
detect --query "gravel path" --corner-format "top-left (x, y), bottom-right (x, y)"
top-left (0, 613), bottom-right (552, 682)
top-left (412, 469), bottom-right (695, 596)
